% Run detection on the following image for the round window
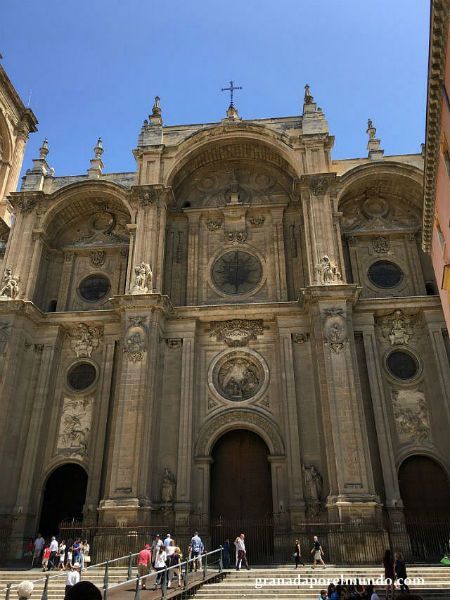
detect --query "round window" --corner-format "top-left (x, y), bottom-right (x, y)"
top-left (79, 274), bottom-right (110, 302)
top-left (67, 362), bottom-right (97, 391)
top-left (212, 251), bottom-right (262, 295)
top-left (386, 350), bottom-right (419, 381)
top-left (368, 260), bottom-right (403, 288)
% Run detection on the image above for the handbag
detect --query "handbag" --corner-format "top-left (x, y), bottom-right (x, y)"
top-left (440, 555), bottom-right (450, 566)
top-left (84, 556), bottom-right (91, 564)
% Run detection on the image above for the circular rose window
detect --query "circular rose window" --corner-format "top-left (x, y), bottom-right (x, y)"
top-left (79, 274), bottom-right (110, 302)
top-left (67, 362), bottom-right (97, 391)
top-left (212, 250), bottom-right (262, 295)
top-left (213, 351), bottom-right (265, 402)
top-left (386, 350), bottom-right (419, 381)
top-left (368, 260), bottom-right (403, 288)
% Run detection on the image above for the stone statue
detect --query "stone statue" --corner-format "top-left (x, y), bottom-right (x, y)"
top-left (316, 256), bottom-right (341, 285)
top-left (0, 268), bottom-right (20, 299)
top-left (131, 262), bottom-right (152, 294)
top-left (302, 464), bottom-right (323, 501)
top-left (304, 84), bottom-right (314, 105)
top-left (161, 468), bottom-right (176, 503)
top-left (367, 119), bottom-right (376, 139)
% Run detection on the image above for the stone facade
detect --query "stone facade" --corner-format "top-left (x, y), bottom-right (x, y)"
top-left (1, 89), bottom-right (449, 555)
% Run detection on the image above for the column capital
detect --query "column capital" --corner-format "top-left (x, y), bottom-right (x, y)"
top-left (131, 184), bottom-right (173, 209)
top-left (301, 284), bottom-right (361, 308)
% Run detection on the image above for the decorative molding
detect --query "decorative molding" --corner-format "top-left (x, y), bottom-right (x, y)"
top-left (209, 319), bottom-right (264, 347)
top-left (309, 175), bottom-right (329, 196)
top-left (323, 308), bottom-right (348, 353)
top-left (206, 219), bottom-right (223, 231)
top-left (249, 215), bottom-right (265, 227)
top-left (207, 396), bottom-right (219, 411)
top-left (123, 317), bottom-right (147, 362)
top-left (225, 230), bottom-right (247, 244)
top-left (67, 323), bottom-right (103, 358)
top-left (90, 250), bottom-right (106, 267)
top-left (166, 338), bottom-right (183, 349)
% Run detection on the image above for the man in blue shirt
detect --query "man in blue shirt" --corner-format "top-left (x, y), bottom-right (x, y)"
top-left (190, 532), bottom-right (204, 572)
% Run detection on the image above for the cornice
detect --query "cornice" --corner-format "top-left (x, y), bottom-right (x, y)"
top-left (422, 0), bottom-right (450, 252)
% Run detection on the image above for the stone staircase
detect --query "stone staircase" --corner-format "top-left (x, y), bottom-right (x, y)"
top-left (194, 566), bottom-right (450, 600)
top-left (0, 566), bottom-right (126, 599)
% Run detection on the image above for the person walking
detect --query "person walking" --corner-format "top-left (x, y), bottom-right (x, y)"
top-left (58, 540), bottom-right (66, 570)
top-left (294, 539), bottom-right (305, 568)
top-left (311, 536), bottom-right (325, 568)
top-left (42, 545), bottom-right (51, 572)
top-left (222, 539), bottom-right (231, 569)
top-left (137, 544), bottom-right (151, 590)
top-left (48, 536), bottom-right (58, 570)
top-left (64, 563), bottom-right (80, 599)
top-left (234, 533), bottom-right (250, 571)
top-left (153, 546), bottom-right (167, 590)
top-left (383, 549), bottom-right (395, 600)
top-left (32, 534), bottom-right (45, 568)
top-left (170, 546), bottom-right (182, 588)
top-left (190, 532), bottom-right (204, 572)
top-left (394, 552), bottom-right (409, 593)
top-left (151, 535), bottom-right (162, 568)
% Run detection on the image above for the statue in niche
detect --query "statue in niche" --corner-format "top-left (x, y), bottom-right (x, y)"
top-left (302, 464), bottom-right (323, 501)
top-left (161, 468), bottom-right (176, 504)
top-left (131, 262), bottom-right (152, 294)
top-left (316, 256), bottom-right (341, 285)
top-left (0, 268), bottom-right (20, 299)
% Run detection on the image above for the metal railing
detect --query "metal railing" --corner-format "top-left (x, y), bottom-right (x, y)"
top-left (104, 547), bottom-right (223, 600)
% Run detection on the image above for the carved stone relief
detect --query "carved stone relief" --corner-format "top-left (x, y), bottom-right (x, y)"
top-left (90, 250), bottom-right (106, 267)
top-left (206, 219), bottom-right (223, 231)
top-left (372, 236), bottom-right (390, 253)
top-left (209, 319), bottom-right (264, 347)
top-left (323, 308), bottom-right (348, 353)
top-left (292, 333), bottom-right (309, 344)
top-left (166, 338), bottom-right (183, 349)
top-left (249, 216), bottom-right (265, 227)
top-left (392, 389), bottom-right (430, 443)
top-left (214, 353), bottom-right (264, 401)
top-left (225, 230), bottom-right (247, 244)
top-left (309, 176), bottom-right (329, 196)
top-left (123, 318), bottom-right (147, 362)
top-left (0, 268), bottom-right (20, 300)
top-left (57, 396), bottom-right (92, 456)
top-left (131, 262), bottom-right (153, 294)
top-left (379, 310), bottom-right (416, 346)
top-left (67, 323), bottom-right (103, 358)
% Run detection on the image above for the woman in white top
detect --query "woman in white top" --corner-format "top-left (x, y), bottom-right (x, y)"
top-left (58, 542), bottom-right (66, 570)
top-left (64, 563), bottom-right (80, 598)
top-left (153, 547), bottom-right (167, 589)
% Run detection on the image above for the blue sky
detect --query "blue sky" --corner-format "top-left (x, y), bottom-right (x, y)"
top-left (2, 0), bottom-right (429, 178)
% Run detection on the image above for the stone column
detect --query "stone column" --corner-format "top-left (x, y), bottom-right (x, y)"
top-left (56, 252), bottom-right (75, 310)
top-left (25, 229), bottom-right (45, 300)
top-left (305, 285), bottom-right (380, 522)
top-left (175, 325), bottom-right (197, 526)
top-left (130, 186), bottom-right (170, 293)
top-left (100, 294), bottom-right (171, 525)
top-left (186, 212), bottom-right (200, 305)
top-left (271, 208), bottom-right (288, 301)
top-left (358, 317), bottom-right (402, 509)
top-left (422, 310), bottom-right (450, 421)
top-left (277, 326), bottom-right (305, 524)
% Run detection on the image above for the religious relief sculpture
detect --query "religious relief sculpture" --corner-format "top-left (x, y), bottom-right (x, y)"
top-left (209, 319), bottom-right (264, 347)
top-left (316, 256), bottom-right (342, 285)
top-left (131, 262), bottom-right (153, 294)
top-left (225, 230), bottom-right (247, 244)
top-left (302, 464), bottom-right (323, 518)
top-left (216, 355), bottom-right (263, 401)
top-left (57, 397), bottom-right (92, 457)
top-left (380, 310), bottom-right (415, 346)
top-left (161, 468), bottom-right (176, 504)
top-left (324, 308), bottom-right (348, 353)
top-left (123, 318), bottom-right (147, 363)
top-left (206, 219), bottom-right (223, 231)
top-left (392, 390), bottom-right (430, 443)
top-left (67, 323), bottom-right (102, 358)
top-left (0, 268), bottom-right (20, 300)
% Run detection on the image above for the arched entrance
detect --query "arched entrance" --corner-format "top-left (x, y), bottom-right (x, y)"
top-left (39, 464), bottom-right (88, 536)
top-left (398, 455), bottom-right (450, 560)
top-left (210, 429), bottom-right (273, 563)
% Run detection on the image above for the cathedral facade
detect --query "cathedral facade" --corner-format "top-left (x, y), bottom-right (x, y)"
top-left (1, 85), bottom-right (450, 560)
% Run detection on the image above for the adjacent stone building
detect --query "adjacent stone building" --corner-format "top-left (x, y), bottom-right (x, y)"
top-left (1, 83), bottom-right (450, 561)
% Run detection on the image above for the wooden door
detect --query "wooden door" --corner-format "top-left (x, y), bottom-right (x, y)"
top-left (210, 429), bottom-right (272, 519)
top-left (398, 455), bottom-right (450, 516)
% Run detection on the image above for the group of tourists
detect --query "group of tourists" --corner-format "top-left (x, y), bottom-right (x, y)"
top-left (222, 534), bottom-right (250, 570)
top-left (136, 533), bottom-right (191, 590)
top-left (32, 533), bottom-right (90, 572)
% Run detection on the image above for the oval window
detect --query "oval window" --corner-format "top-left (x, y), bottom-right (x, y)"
top-left (386, 350), bottom-right (419, 381)
top-left (212, 251), bottom-right (262, 295)
top-left (368, 260), bottom-right (403, 288)
top-left (67, 362), bottom-right (97, 391)
top-left (79, 274), bottom-right (110, 302)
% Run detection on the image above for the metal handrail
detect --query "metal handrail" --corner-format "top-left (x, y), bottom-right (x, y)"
top-left (105, 547), bottom-right (223, 600)
top-left (3, 551), bottom-right (140, 592)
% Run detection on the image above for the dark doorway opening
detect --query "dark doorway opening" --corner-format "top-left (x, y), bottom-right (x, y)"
top-left (210, 429), bottom-right (273, 563)
top-left (398, 455), bottom-right (450, 560)
top-left (38, 464), bottom-right (88, 536)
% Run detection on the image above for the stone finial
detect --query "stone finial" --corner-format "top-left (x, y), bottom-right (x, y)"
top-left (39, 138), bottom-right (49, 159)
top-left (304, 83), bottom-right (314, 105)
top-left (366, 118), bottom-right (384, 160)
top-left (87, 136), bottom-right (104, 178)
top-left (94, 137), bottom-right (104, 158)
top-left (152, 96), bottom-right (161, 117)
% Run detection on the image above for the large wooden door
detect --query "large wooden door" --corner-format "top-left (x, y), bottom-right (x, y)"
top-left (398, 455), bottom-right (450, 516)
top-left (210, 429), bottom-right (272, 519)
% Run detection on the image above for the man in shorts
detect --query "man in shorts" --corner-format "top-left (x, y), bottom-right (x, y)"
top-left (311, 535), bottom-right (325, 568)
top-left (137, 544), bottom-right (151, 589)
top-left (190, 532), bottom-right (204, 572)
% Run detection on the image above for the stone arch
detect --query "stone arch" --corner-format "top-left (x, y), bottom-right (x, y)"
top-left (396, 446), bottom-right (450, 478)
top-left (165, 125), bottom-right (299, 192)
top-left (194, 408), bottom-right (285, 458)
